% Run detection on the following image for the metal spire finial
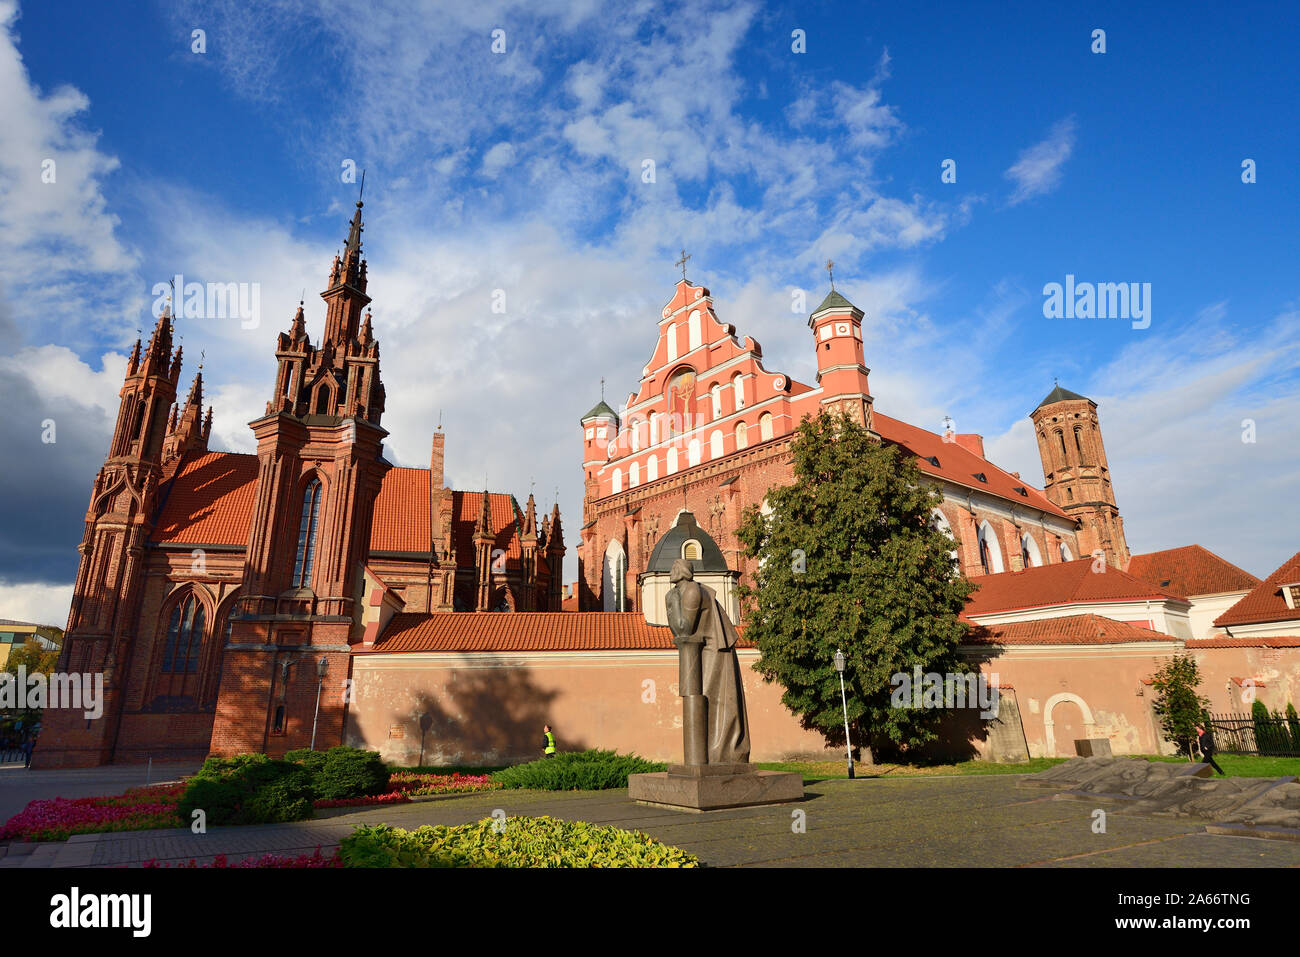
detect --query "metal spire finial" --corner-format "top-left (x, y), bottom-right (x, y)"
top-left (675, 248), bottom-right (691, 282)
top-left (826, 260), bottom-right (835, 291)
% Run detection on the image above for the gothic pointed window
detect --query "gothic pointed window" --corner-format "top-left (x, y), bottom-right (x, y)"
top-left (315, 385), bottom-right (331, 415)
top-left (161, 595), bottom-right (205, 674)
top-left (1056, 430), bottom-right (1067, 460)
top-left (1073, 426), bottom-right (1085, 462)
top-left (293, 479), bottom-right (323, 588)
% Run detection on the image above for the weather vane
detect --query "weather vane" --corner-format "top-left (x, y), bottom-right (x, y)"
top-left (826, 260), bottom-right (835, 291)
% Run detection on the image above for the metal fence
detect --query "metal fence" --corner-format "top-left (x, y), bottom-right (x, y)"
top-left (1208, 712), bottom-right (1300, 757)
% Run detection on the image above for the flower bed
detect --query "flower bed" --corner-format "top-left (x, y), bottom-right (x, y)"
top-left (388, 771), bottom-right (500, 796)
top-left (1, 784), bottom-right (186, 842)
top-left (314, 792), bottom-right (412, 809)
top-left (142, 847), bottom-right (341, 868)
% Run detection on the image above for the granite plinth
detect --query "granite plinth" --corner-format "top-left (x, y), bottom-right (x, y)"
top-left (628, 765), bottom-right (804, 812)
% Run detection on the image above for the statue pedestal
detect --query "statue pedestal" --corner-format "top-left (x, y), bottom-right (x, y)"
top-left (628, 763), bottom-right (804, 812)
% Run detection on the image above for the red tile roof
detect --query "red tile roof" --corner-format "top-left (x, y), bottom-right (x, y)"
top-left (151, 452), bottom-right (528, 566)
top-left (1213, 550), bottom-right (1300, 628)
top-left (450, 491), bottom-right (524, 563)
top-left (964, 558), bottom-right (1183, 617)
top-left (369, 467), bottom-right (430, 552)
top-left (967, 613), bottom-right (1177, 645)
top-left (872, 411), bottom-right (1071, 520)
top-left (153, 452), bottom-right (259, 546)
top-left (366, 612), bottom-right (685, 652)
top-left (1185, 635), bottom-right (1300, 649)
top-left (1126, 545), bottom-right (1260, 598)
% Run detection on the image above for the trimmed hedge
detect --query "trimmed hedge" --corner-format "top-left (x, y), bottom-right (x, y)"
top-left (286, 746), bottom-right (391, 800)
top-left (178, 754), bottom-right (314, 825)
top-left (339, 817), bottom-right (699, 868)
top-left (492, 749), bottom-right (666, 790)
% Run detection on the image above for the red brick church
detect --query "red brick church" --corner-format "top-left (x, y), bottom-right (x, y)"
top-left (37, 201), bottom-right (565, 767)
top-left (38, 206), bottom-right (1300, 768)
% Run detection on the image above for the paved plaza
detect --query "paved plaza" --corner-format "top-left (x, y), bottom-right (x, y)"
top-left (4, 769), bottom-right (1300, 867)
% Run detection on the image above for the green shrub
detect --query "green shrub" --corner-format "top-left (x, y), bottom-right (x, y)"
top-left (492, 749), bottom-right (666, 791)
top-left (314, 746), bottom-right (391, 799)
top-left (179, 753), bottom-right (315, 825)
top-left (284, 746), bottom-right (390, 799)
top-left (285, 748), bottom-right (327, 778)
top-left (339, 817), bottom-right (699, 868)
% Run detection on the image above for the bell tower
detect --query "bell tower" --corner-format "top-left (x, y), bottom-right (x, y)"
top-left (41, 308), bottom-right (183, 766)
top-left (1031, 385), bottom-right (1130, 568)
top-left (808, 265), bottom-right (876, 435)
top-left (211, 197), bottom-right (391, 758)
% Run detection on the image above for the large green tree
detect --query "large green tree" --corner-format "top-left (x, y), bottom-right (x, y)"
top-left (735, 410), bottom-right (974, 761)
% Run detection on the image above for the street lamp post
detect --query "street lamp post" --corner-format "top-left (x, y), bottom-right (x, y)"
top-left (310, 656), bottom-right (329, 750)
top-left (834, 648), bottom-right (854, 779)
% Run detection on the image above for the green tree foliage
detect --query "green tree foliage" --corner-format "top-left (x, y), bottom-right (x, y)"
top-left (1149, 654), bottom-right (1210, 758)
top-left (734, 410), bottom-right (975, 757)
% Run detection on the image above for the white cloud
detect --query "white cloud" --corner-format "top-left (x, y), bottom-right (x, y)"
top-left (0, 0), bottom-right (137, 346)
top-left (1004, 116), bottom-right (1076, 206)
top-left (0, 579), bottom-right (72, 628)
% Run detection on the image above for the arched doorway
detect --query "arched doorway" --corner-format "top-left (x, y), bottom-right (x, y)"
top-left (1043, 692), bottom-right (1095, 757)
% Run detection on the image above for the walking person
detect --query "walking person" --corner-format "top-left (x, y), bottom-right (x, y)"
top-left (21, 735), bottom-right (35, 769)
top-left (542, 724), bottom-right (557, 759)
top-left (1195, 722), bottom-right (1225, 776)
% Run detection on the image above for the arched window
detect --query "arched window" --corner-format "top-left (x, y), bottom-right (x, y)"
top-left (711, 383), bottom-right (723, 419)
top-left (687, 438), bottom-right (701, 467)
top-left (630, 420), bottom-right (641, 452)
top-left (977, 521), bottom-right (1005, 574)
top-left (161, 594), bottom-right (206, 674)
top-left (931, 509), bottom-right (959, 567)
top-left (1060, 542), bottom-right (1073, 561)
top-left (1073, 426), bottom-right (1084, 461)
top-left (735, 421), bottom-right (748, 449)
top-left (732, 374), bottom-right (745, 409)
top-left (315, 385), bottom-right (332, 415)
top-left (1021, 533), bottom-right (1042, 568)
top-left (646, 453), bottom-right (658, 482)
top-left (132, 400), bottom-right (147, 440)
top-left (293, 479), bottom-right (323, 588)
top-left (629, 461), bottom-right (639, 487)
top-left (611, 468), bottom-right (622, 493)
top-left (1066, 487), bottom-right (1074, 502)
top-left (603, 540), bottom-right (627, 612)
top-left (1056, 430), bottom-right (1067, 459)
top-left (709, 430), bottom-right (724, 459)
top-left (667, 447), bottom-right (678, 474)
top-left (759, 413), bottom-right (774, 442)
top-left (687, 310), bottom-right (702, 351)
top-left (666, 323), bottom-right (678, 361)
top-left (682, 540), bottom-right (703, 561)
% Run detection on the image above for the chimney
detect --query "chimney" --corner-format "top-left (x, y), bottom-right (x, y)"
top-left (430, 430), bottom-right (446, 555)
top-left (954, 433), bottom-right (985, 458)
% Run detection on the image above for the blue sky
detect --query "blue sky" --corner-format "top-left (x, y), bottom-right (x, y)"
top-left (1, 0), bottom-right (1296, 624)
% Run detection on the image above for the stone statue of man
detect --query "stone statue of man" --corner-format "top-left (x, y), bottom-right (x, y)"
top-left (665, 558), bottom-right (750, 765)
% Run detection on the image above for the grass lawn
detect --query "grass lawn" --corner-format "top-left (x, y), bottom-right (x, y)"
top-left (1137, 753), bottom-right (1300, 778)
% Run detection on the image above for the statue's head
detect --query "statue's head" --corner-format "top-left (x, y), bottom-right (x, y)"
top-left (669, 558), bottom-right (694, 583)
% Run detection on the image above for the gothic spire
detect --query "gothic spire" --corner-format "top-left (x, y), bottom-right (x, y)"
top-left (474, 490), bottom-right (494, 540)
top-left (521, 493), bottom-right (538, 543)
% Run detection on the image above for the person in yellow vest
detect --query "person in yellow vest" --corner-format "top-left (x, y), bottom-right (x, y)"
top-left (542, 724), bottom-right (557, 758)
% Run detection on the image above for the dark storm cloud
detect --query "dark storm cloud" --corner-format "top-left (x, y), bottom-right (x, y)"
top-left (0, 363), bottom-right (112, 586)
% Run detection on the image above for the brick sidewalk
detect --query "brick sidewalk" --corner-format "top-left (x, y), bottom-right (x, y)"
top-left (8, 774), bottom-right (1300, 867)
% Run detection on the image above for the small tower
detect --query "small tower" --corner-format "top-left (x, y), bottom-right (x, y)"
top-left (519, 493), bottom-right (538, 610)
top-left (474, 491), bottom-right (496, 611)
top-left (162, 369), bottom-right (212, 463)
top-left (580, 397), bottom-right (619, 496)
top-left (1031, 385), bottom-right (1130, 568)
top-left (808, 272), bottom-right (876, 434)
